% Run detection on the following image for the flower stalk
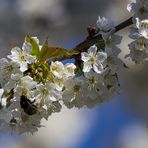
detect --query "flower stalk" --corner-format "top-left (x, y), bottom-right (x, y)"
top-left (49, 17), bottom-right (133, 62)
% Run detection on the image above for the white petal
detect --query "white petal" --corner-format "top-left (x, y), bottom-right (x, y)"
top-left (81, 52), bottom-right (90, 62)
top-left (11, 73), bottom-right (23, 80)
top-left (22, 42), bottom-right (32, 53)
top-left (136, 18), bottom-right (141, 29)
top-left (65, 63), bottom-right (76, 71)
top-left (83, 62), bottom-right (92, 73)
top-left (7, 47), bottom-right (21, 61)
top-left (11, 47), bottom-right (22, 55)
top-left (22, 76), bottom-right (37, 89)
top-left (64, 63), bottom-right (76, 78)
top-left (88, 45), bottom-right (97, 56)
top-left (97, 16), bottom-right (114, 31)
top-left (27, 81), bottom-right (37, 89)
top-left (26, 55), bottom-right (36, 63)
top-left (49, 90), bottom-right (62, 101)
top-left (50, 61), bottom-right (64, 78)
top-left (0, 58), bottom-right (8, 68)
top-left (93, 63), bottom-right (104, 74)
top-left (0, 88), bottom-right (4, 98)
top-left (20, 62), bottom-right (28, 72)
top-left (127, 3), bottom-right (135, 13)
top-left (97, 52), bottom-right (107, 63)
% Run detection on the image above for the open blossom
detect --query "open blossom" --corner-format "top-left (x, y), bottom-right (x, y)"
top-left (127, 0), bottom-right (147, 14)
top-left (64, 63), bottom-right (76, 78)
top-left (7, 47), bottom-right (36, 72)
top-left (128, 37), bottom-right (148, 63)
top-left (127, 1), bottom-right (148, 64)
top-left (136, 18), bottom-right (148, 39)
top-left (84, 71), bottom-right (104, 100)
top-left (81, 45), bottom-right (107, 74)
top-left (62, 77), bottom-right (85, 108)
top-left (14, 75), bottom-right (37, 99)
top-left (0, 58), bottom-right (20, 75)
top-left (84, 71), bottom-right (103, 90)
top-left (50, 61), bottom-right (65, 79)
top-left (36, 82), bottom-right (62, 106)
top-left (96, 16), bottom-right (115, 32)
top-left (127, 0), bottom-right (148, 20)
top-left (0, 58), bottom-right (20, 87)
top-left (4, 73), bottom-right (23, 91)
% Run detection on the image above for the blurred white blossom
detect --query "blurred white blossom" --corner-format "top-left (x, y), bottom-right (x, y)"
top-left (97, 16), bottom-right (115, 32)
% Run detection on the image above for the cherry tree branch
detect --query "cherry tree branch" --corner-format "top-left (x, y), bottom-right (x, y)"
top-left (48, 17), bottom-right (133, 62)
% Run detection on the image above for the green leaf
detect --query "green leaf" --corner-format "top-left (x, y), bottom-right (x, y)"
top-left (46, 47), bottom-right (79, 58)
top-left (38, 38), bottom-right (49, 62)
top-left (39, 38), bottom-right (79, 62)
top-left (25, 34), bottom-right (40, 58)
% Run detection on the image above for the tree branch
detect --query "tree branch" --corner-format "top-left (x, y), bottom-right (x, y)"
top-left (48, 17), bottom-right (133, 62)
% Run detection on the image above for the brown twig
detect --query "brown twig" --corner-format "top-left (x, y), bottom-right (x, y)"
top-left (48, 17), bottom-right (133, 63)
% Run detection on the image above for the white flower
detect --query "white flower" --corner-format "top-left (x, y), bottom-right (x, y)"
top-left (14, 75), bottom-right (37, 99)
top-left (19, 76), bottom-right (37, 89)
top-left (81, 45), bottom-right (107, 73)
top-left (0, 58), bottom-right (20, 87)
top-left (84, 71), bottom-right (103, 90)
top-left (107, 56), bottom-right (123, 74)
top-left (7, 47), bottom-right (36, 72)
top-left (128, 37), bottom-right (148, 52)
top-left (136, 18), bottom-right (148, 39)
top-left (104, 73), bottom-right (119, 95)
top-left (50, 61), bottom-right (65, 79)
top-left (128, 41), bottom-right (148, 63)
top-left (62, 77), bottom-right (85, 108)
top-left (102, 32), bottom-right (123, 74)
top-left (64, 63), bottom-right (76, 78)
top-left (127, 0), bottom-right (148, 20)
top-left (50, 63), bottom-right (76, 91)
top-left (83, 71), bottom-right (115, 106)
top-left (130, 50), bottom-right (148, 64)
top-left (127, 0), bottom-right (145, 13)
top-left (4, 73), bottom-right (23, 91)
top-left (127, 2), bottom-right (148, 64)
top-left (0, 58), bottom-right (19, 73)
top-left (36, 82), bottom-right (61, 106)
top-left (96, 16), bottom-right (115, 32)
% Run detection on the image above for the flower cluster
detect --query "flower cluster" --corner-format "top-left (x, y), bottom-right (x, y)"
top-left (127, 0), bottom-right (148, 64)
top-left (0, 37), bottom-right (77, 133)
top-left (0, 0), bottom-right (145, 133)
top-left (0, 21), bottom-right (121, 133)
top-left (63, 16), bottom-right (121, 109)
